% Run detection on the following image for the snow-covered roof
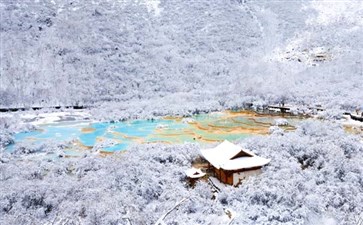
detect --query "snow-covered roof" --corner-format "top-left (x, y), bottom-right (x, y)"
top-left (185, 168), bottom-right (206, 178)
top-left (200, 140), bottom-right (270, 171)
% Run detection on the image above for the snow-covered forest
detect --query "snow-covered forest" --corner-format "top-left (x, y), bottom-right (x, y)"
top-left (1, 0), bottom-right (362, 113)
top-left (1, 122), bottom-right (363, 224)
top-left (1, 0), bottom-right (363, 224)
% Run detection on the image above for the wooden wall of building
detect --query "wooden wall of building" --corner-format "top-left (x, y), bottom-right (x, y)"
top-left (214, 166), bottom-right (262, 186)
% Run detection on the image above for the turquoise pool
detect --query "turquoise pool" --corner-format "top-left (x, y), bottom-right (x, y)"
top-left (9, 110), bottom-right (303, 153)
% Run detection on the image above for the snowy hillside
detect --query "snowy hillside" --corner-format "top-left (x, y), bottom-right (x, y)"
top-left (1, 1), bottom-right (363, 225)
top-left (1, 0), bottom-right (362, 112)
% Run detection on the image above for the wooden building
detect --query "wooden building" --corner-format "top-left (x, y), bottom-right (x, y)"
top-left (201, 140), bottom-right (270, 186)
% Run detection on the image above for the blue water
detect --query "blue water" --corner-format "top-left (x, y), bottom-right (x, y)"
top-left (9, 119), bottom-right (189, 152)
top-left (14, 125), bottom-right (82, 145)
top-left (79, 123), bottom-right (109, 146)
top-left (8, 111), bottom-right (302, 153)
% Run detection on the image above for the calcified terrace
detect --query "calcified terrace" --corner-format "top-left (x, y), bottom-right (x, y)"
top-left (9, 110), bottom-right (303, 154)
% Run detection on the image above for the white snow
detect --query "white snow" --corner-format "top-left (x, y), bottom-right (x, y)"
top-left (181, 118), bottom-right (195, 124)
top-left (200, 140), bottom-right (270, 170)
top-left (0, 1), bottom-right (363, 224)
top-left (185, 167), bottom-right (206, 178)
top-left (21, 110), bottom-right (92, 126)
top-left (1, 1), bottom-right (362, 114)
top-left (340, 115), bottom-right (363, 129)
top-left (274, 118), bottom-right (289, 126)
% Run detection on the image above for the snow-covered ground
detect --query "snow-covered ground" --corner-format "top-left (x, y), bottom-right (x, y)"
top-left (1, 0), bottom-right (362, 114)
top-left (0, 0), bottom-right (363, 224)
top-left (17, 110), bottom-right (92, 126)
top-left (341, 114), bottom-right (363, 129)
top-left (1, 121), bottom-right (363, 224)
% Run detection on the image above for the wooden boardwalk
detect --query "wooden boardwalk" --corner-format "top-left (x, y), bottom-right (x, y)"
top-left (350, 113), bottom-right (363, 122)
top-left (267, 105), bottom-right (292, 113)
top-left (0, 105), bottom-right (88, 112)
top-left (268, 105), bottom-right (325, 113)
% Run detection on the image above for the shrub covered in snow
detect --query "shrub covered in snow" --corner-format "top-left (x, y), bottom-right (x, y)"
top-left (0, 115), bottom-right (36, 133)
top-left (11, 141), bottom-right (67, 156)
top-left (1, 143), bottom-right (223, 224)
top-left (268, 125), bottom-right (284, 135)
top-left (0, 132), bottom-right (14, 148)
top-left (274, 119), bottom-right (289, 126)
top-left (230, 120), bottom-right (363, 225)
top-left (0, 121), bottom-right (362, 224)
top-left (1, 0), bottom-right (362, 115)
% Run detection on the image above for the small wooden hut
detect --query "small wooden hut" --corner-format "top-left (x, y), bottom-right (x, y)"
top-left (200, 140), bottom-right (270, 186)
top-left (185, 167), bottom-right (206, 186)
